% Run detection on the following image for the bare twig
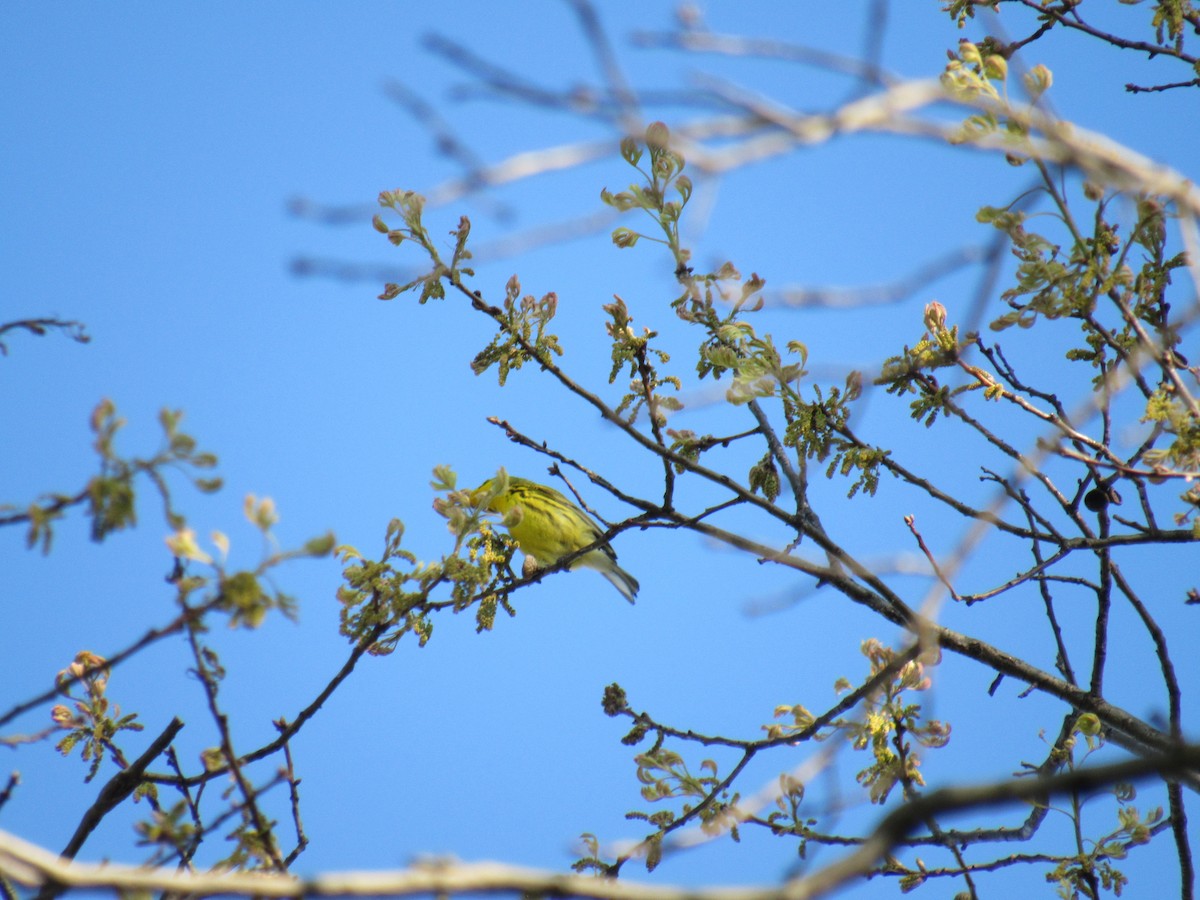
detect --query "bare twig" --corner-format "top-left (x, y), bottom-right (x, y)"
top-left (1127, 77), bottom-right (1200, 94)
top-left (0, 319), bottom-right (89, 355)
top-left (0, 774), bottom-right (18, 815)
top-left (276, 718), bottom-right (310, 867)
top-left (181, 622), bottom-right (286, 871)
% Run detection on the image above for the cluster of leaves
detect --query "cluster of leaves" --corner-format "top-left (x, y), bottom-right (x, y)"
top-left (135, 799), bottom-right (200, 863)
top-left (831, 640), bottom-right (949, 806)
top-left (469, 275), bottom-right (564, 384)
top-left (603, 123), bottom-right (886, 498)
top-left (51, 651), bottom-right (144, 784)
top-left (4, 399), bottom-right (222, 553)
top-left (1143, 387), bottom-right (1200, 522)
top-left (941, 39), bottom-right (1053, 151)
top-left (877, 301), bottom-right (980, 428)
top-left (601, 122), bottom-right (693, 266)
top-left (1149, 0), bottom-right (1200, 45)
top-left (166, 494), bottom-right (334, 630)
top-left (580, 641), bottom-right (949, 877)
top-left (629, 749), bottom-right (741, 872)
top-left (133, 771), bottom-right (287, 871)
top-left (603, 295), bottom-right (680, 428)
top-left (1038, 715), bottom-right (1167, 899)
top-left (0, 375), bottom-right (346, 874)
top-left (143, 495), bottom-right (342, 870)
top-left (878, 93), bottom-right (1199, 522)
top-left (763, 641), bottom-right (948, 818)
top-left (375, 190), bottom-right (474, 303)
top-left (374, 193), bottom-right (569, 395)
top-left (337, 467), bottom-right (522, 651)
top-left (981, 194), bottom-right (1184, 360)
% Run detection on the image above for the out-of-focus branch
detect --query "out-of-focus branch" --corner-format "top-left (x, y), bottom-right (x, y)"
top-left (381, 79), bottom-right (514, 222)
top-left (680, 79), bottom-right (1200, 219)
top-left (566, 0), bottom-right (642, 131)
top-left (0, 319), bottom-right (89, 356)
top-left (291, 208), bottom-right (619, 283)
top-left (295, 74), bottom-right (1200, 289)
top-left (763, 245), bottom-right (993, 309)
top-left (630, 28), bottom-right (899, 87)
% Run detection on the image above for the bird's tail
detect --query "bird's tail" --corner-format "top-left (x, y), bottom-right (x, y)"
top-left (598, 561), bottom-right (639, 604)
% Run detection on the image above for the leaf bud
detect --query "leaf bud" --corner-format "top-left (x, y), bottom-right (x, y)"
top-left (924, 301), bottom-right (947, 333)
top-left (602, 682), bottom-right (628, 716)
top-left (611, 227), bottom-right (640, 248)
top-left (645, 121), bottom-right (671, 150)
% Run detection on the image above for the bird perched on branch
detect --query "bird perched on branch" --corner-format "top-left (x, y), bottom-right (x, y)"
top-left (472, 474), bottom-right (639, 603)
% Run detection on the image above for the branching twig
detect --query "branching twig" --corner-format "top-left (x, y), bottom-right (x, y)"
top-left (57, 718), bottom-right (184, 860)
top-left (0, 319), bottom-right (89, 355)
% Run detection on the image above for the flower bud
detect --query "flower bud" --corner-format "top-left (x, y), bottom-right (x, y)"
top-left (924, 301), bottom-right (947, 333)
top-left (645, 121), bottom-right (671, 150)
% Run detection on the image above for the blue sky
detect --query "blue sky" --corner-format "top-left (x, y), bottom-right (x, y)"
top-left (2, 3), bottom-right (1197, 897)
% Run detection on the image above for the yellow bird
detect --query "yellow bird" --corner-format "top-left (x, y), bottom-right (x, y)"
top-left (473, 475), bottom-right (639, 603)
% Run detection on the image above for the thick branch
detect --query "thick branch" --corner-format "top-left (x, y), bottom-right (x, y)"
top-left (58, 718), bottom-right (184, 860)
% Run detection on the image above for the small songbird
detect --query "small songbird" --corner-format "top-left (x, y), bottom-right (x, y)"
top-left (472, 475), bottom-right (639, 603)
